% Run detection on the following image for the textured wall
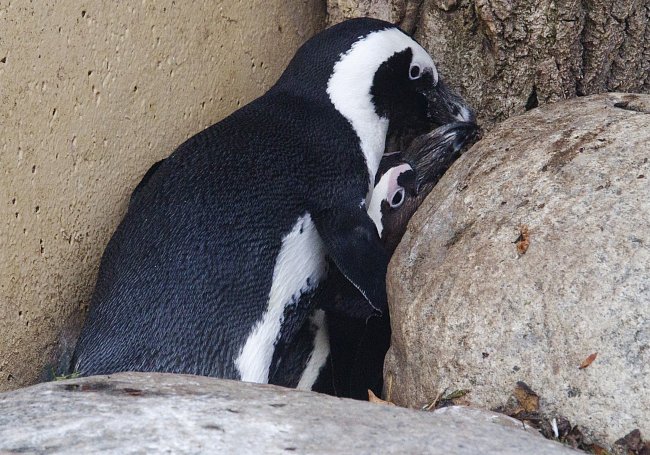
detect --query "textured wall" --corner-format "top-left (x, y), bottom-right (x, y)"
top-left (0, 1), bottom-right (325, 392)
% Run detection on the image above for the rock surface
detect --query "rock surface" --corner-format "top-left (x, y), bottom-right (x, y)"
top-left (327, 0), bottom-right (423, 33)
top-left (0, 372), bottom-right (576, 454)
top-left (327, 0), bottom-right (650, 127)
top-left (0, 0), bottom-right (325, 392)
top-left (385, 93), bottom-right (650, 447)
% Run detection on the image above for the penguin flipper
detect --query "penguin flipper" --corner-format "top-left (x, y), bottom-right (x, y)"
top-left (313, 207), bottom-right (389, 318)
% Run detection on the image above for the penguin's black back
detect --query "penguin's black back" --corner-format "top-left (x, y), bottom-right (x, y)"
top-left (273, 18), bottom-right (394, 103)
top-left (72, 17), bottom-right (407, 378)
top-left (74, 91), bottom-right (363, 377)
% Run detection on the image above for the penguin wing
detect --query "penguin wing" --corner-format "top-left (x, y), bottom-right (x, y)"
top-left (312, 205), bottom-right (389, 318)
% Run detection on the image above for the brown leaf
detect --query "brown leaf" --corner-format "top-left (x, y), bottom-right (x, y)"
top-left (564, 425), bottom-right (585, 449)
top-left (515, 225), bottom-right (530, 255)
top-left (615, 429), bottom-right (643, 453)
top-left (513, 381), bottom-right (539, 413)
top-left (368, 390), bottom-right (395, 406)
top-left (640, 442), bottom-right (650, 455)
top-left (579, 352), bottom-right (598, 369)
top-left (590, 444), bottom-right (609, 455)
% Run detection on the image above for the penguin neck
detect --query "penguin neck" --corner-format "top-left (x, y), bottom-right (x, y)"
top-left (326, 83), bottom-right (389, 186)
top-left (332, 98), bottom-right (389, 183)
top-left (326, 30), bottom-right (409, 183)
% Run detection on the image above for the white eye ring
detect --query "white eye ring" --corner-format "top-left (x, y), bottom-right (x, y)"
top-left (409, 64), bottom-right (421, 80)
top-left (389, 188), bottom-right (405, 208)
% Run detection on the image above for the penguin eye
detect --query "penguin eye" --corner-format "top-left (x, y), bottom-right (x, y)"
top-left (409, 64), bottom-right (421, 80)
top-left (389, 188), bottom-right (405, 208)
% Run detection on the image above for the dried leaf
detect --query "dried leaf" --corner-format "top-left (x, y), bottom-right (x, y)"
top-left (368, 390), bottom-right (395, 406)
top-left (513, 381), bottom-right (540, 413)
top-left (615, 429), bottom-right (644, 453)
top-left (422, 389), bottom-right (444, 411)
top-left (422, 388), bottom-right (471, 410)
top-left (564, 425), bottom-right (585, 449)
top-left (443, 389), bottom-right (470, 400)
top-left (640, 442), bottom-right (650, 455)
top-left (437, 392), bottom-right (471, 408)
top-left (590, 444), bottom-right (610, 455)
top-left (515, 225), bottom-right (530, 255)
top-left (579, 352), bottom-right (598, 369)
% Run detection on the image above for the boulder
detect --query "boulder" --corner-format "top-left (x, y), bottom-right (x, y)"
top-left (385, 93), bottom-right (650, 447)
top-left (0, 372), bottom-right (576, 454)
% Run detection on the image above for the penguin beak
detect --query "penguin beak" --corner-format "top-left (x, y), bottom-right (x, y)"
top-left (384, 78), bottom-right (477, 156)
top-left (403, 121), bottom-right (480, 193)
top-left (424, 79), bottom-right (476, 126)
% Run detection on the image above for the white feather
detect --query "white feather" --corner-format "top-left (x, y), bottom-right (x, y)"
top-left (367, 163), bottom-right (413, 237)
top-left (296, 309), bottom-right (330, 390)
top-left (235, 213), bottom-right (327, 383)
top-left (326, 28), bottom-right (436, 186)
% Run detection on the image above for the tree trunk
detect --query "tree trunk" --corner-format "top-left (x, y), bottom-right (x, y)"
top-left (327, 0), bottom-right (650, 127)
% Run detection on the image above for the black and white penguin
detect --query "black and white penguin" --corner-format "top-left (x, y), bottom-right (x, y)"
top-left (268, 122), bottom-right (479, 398)
top-left (71, 18), bottom-right (474, 383)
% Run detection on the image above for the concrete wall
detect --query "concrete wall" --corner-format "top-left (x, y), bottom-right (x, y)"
top-left (0, 1), bottom-right (325, 392)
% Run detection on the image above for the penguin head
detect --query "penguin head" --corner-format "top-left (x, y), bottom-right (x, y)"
top-left (368, 121), bottom-right (479, 254)
top-left (367, 161), bottom-right (418, 254)
top-left (272, 18), bottom-right (475, 179)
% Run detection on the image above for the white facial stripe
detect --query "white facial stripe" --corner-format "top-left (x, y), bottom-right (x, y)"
top-left (296, 309), bottom-right (330, 390)
top-left (235, 213), bottom-right (327, 383)
top-left (327, 28), bottom-right (436, 181)
top-left (367, 163), bottom-right (413, 237)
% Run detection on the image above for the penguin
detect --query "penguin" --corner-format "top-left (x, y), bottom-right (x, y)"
top-left (71, 18), bottom-right (475, 383)
top-left (267, 121), bottom-right (479, 398)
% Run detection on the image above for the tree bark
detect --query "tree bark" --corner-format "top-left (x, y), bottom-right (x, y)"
top-left (327, 0), bottom-right (650, 127)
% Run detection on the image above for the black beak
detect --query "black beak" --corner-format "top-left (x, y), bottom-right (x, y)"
top-left (424, 79), bottom-right (477, 126)
top-left (403, 121), bottom-right (480, 192)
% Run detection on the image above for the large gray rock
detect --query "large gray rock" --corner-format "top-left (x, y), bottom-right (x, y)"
top-left (327, 1), bottom-right (650, 127)
top-left (0, 373), bottom-right (576, 454)
top-left (385, 93), bottom-right (650, 447)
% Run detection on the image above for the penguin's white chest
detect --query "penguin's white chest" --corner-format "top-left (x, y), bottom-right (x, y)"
top-left (235, 213), bottom-right (327, 383)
